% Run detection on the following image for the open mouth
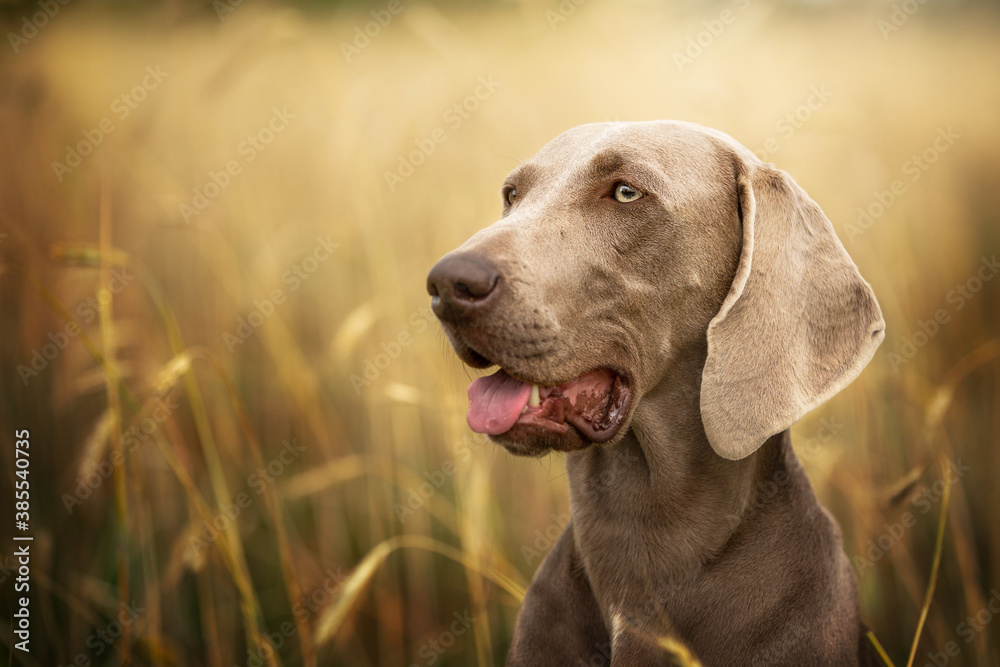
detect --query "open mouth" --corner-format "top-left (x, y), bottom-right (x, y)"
top-left (466, 368), bottom-right (631, 443)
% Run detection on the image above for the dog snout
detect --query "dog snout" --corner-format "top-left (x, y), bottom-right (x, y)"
top-left (427, 253), bottom-right (502, 321)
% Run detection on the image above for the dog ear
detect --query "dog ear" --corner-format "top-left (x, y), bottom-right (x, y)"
top-left (700, 161), bottom-right (885, 460)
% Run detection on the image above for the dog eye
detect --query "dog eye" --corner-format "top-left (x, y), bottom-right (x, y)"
top-left (613, 183), bottom-right (642, 203)
top-left (503, 185), bottom-right (518, 206)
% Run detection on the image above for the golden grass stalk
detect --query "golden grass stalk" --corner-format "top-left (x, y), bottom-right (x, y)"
top-left (283, 454), bottom-right (462, 546)
top-left (80, 350), bottom-right (193, 482)
top-left (924, 338), bottom-right (1000, 436)
top-left (904, 457), bottom-right (952, 667)
top-left (914, 338), bottom-right (1000, 667)
top-left (313, 534), bottom-right (526, 648)
top-left (282, 453), bottom-right (530, 595)
top-left (50, 241), bottom-right (131, 267)
top-left (332, 301), bottom-right (377, 362)
top-left (6, 255), bottom-right (281, 665)
top-left (137, 499), bottom-right (165, 667)
top-left (455, 449), bottom-right (494, 667)
top-left (192, 229), bottom-right (341, 455)
top-left (867, 630), bottom-right (896, 667)
top-left (97, 173), bottom-right (130, 666)
top-left (198, 349), bottom-right (316, 667)
top-left (136, 274), bottom-right (266, 640)
top-left (114, 254), bottom-right (286, 666)
top-left (77, 409), bottom-right (117, 480)
top-left (656, 636), bottom-right (703, 666)
top-left (282, 454), bottom-right (371, 499)
top-left (943, 473), bottom-right (989, 664)
top-left (151, 350), bottom-right (194, 396)
top-left (198, 563), bottom-right (225, 667)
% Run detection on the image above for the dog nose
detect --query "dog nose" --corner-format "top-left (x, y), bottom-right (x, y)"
top-left (427, 253), bottom-right (501, 320)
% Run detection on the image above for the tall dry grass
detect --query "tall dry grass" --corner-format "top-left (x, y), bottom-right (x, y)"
top-left (0, 1), bottom-right (998, 665)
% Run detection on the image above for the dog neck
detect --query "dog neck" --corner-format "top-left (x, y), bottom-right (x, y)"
top-left (565, 351), bottom-right (796, 607)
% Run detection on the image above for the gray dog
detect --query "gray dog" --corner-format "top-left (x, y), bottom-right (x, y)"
top-left (427, 121), bottom-right (885, 666)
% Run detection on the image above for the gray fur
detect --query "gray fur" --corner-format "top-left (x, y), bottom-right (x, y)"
top-left (428, 121), bottom-right (884, 666)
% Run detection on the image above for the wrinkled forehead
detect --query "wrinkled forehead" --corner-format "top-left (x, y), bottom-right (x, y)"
top-left (506, 121), bottom-right (741, 194)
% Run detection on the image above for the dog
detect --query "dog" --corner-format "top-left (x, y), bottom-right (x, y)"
top-left (426, 120), bottom-right (885, 666)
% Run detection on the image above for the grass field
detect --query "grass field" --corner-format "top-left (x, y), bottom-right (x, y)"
top-left (1, 1), bottom-right (999, 665)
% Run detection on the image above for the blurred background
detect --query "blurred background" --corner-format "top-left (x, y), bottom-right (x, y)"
top-left (1, 0), bottom-right (998, 665)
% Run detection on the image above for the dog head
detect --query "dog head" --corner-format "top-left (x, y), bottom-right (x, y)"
top-left (427, 121), bottom-right (883, 459)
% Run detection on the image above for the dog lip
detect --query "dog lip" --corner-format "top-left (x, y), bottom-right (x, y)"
top-left (464, 347), bottom-right (492, 368)
top-left (450, 335), bottom-right (494, 369)
top-left (488, 363), bottom-right (632, 391)
top-left (506, 367), bottom-right (632, 442)
top-left (563, 374), bottom-right (631, 443)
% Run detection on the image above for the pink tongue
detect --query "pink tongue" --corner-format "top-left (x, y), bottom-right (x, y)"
top-left (467, 369), bottom-right (532, 435)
